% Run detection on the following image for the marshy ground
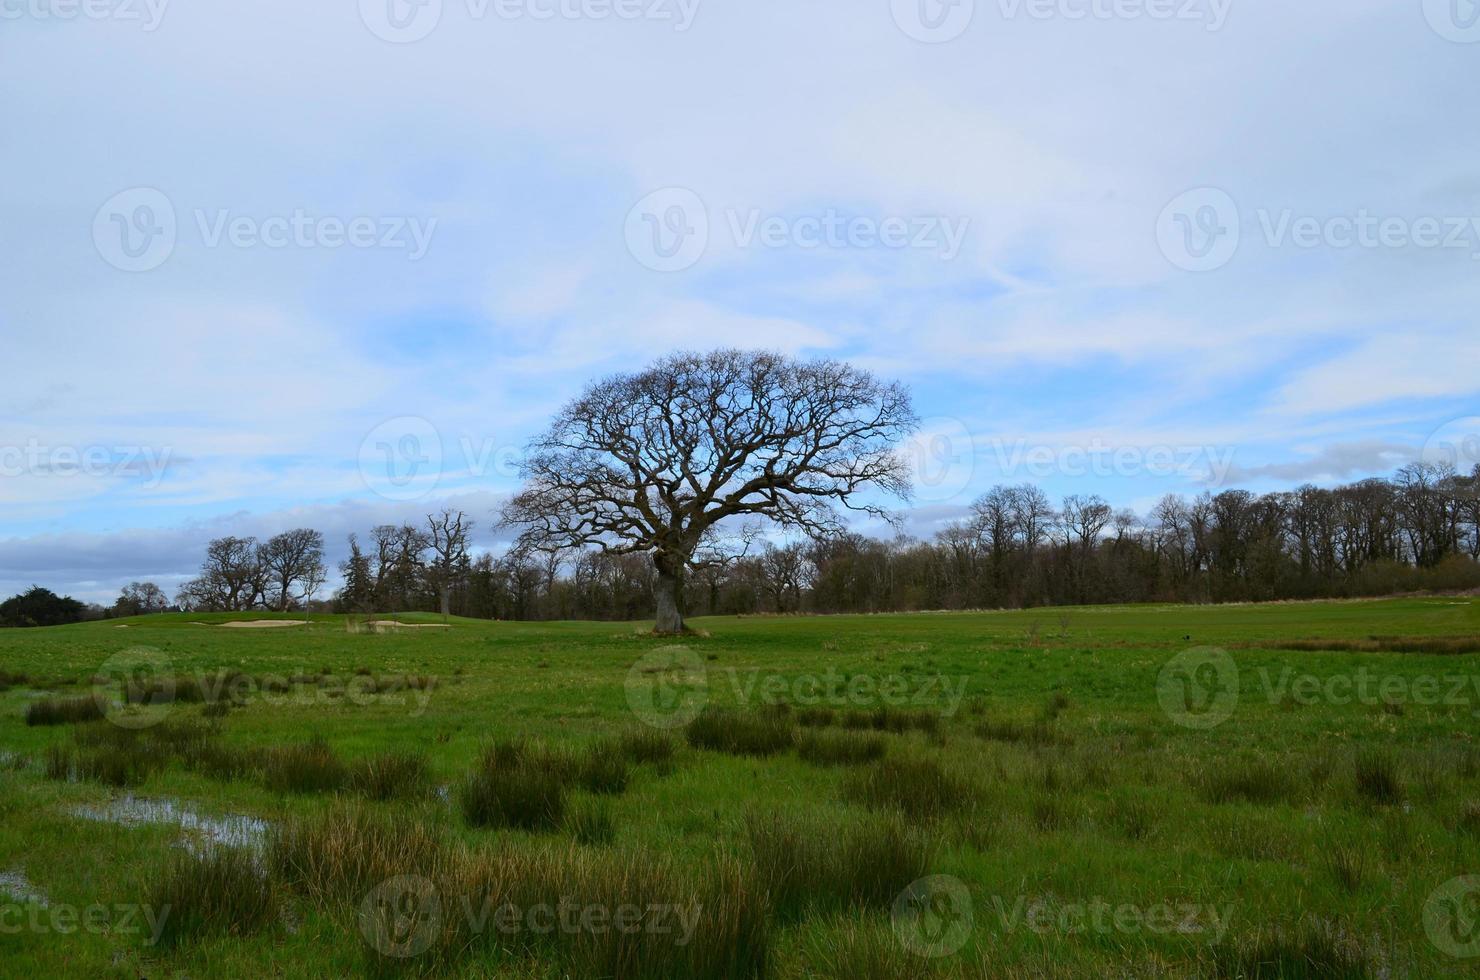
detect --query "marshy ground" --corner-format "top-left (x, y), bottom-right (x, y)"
top-left (1, 598), bottom-right (1479, 977)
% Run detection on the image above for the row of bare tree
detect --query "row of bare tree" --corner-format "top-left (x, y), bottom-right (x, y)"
top-left (363, 461), bottom-right (1480, 620)
top-left (166, 462), bottom-right (1479, 618)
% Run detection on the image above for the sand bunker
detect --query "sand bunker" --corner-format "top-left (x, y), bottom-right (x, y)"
top-left (368, 620), bottom-right (451, 629)
top-left (220, 620), bottom-right (309, 629)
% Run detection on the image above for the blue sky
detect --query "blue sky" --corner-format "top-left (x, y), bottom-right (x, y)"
top-left (2, 0), bottom-right (1478, 602)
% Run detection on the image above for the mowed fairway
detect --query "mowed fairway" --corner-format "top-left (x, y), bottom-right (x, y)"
top-left (2, 598), bottom-right (1479, 977)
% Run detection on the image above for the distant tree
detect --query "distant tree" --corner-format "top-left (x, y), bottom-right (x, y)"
top-left (259, 529), bottom-right (327, 611)
top-left (426, 509), bottom-right (475, 617)
top-left (176, 536), bottom-right (265, 611)
top-left (759, 541), bottom-right (810, 613)
top-left (501, 350), bottom-right (917, 633)
top-left (113, 581), bottom-right (169, 617)
top-left (0, 586), bottom-right (86, 628)
top-left (336, 534), bottom-right (376, 613)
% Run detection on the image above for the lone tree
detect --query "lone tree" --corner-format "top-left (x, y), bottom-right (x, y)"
top-left (501, 350), bottom-right (917, 633)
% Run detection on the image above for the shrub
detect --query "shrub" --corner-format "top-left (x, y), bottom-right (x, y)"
top-left (796, 730), bottom-right (887, 767)
top-left (841, 758), bottom-right (975, 820)
top-left (25, 695), bottom-right (105, 726)
top-left (147, 846), bottom-right (277, 948)
top-left (348, 751), bottom-right (432, 802)
top-left (263, 738), bottom-right (348, 794)
top-left (684, 707), bottom-right (793, 757)
top-left (744, 810), bottom-right (931, 921)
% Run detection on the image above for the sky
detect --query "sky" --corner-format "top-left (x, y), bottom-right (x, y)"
top-left (2, 0), bottom-right (1478, 603)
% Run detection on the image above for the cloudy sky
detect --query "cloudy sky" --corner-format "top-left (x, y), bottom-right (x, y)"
top-left (2, 0), bottom-right (1478, 603)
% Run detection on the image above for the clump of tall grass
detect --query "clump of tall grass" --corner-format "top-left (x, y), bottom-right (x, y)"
top-left (841, 757), bottom-right (976, 820)
top-left (796, 729), bottom-right (887, 766)
top-left (270, 801), bottom-right (448, 907)
top-left (25, 695), bottom-right (105, 726)
top-left (0, 669), bottom-right (29, 692)
top-left (1195, 758), bottom-right (1300, 806)
top-left (348, 751), bottom-right (432, 802)
top-left (684, 706), bottom-right (793, 756)
top-left (146, 846), bottom-right (278, 948)
top-left (45, 743), bottom-right (161, 787)
top-left (1353, 750), bottom-right (1402, 806)
top-left (796, 706), bottom-right (836, 728)
top-left (744, 810), bottom-right (931, 921)
top-left (1208, 918), bottom-right (1376, 978)
top-left (1324, 845), bottom-right (1367, 895)
top-left (460, 742), bottom-right (568, 831)
top-left (1271, 635), bottom-right (1480, 655)
top-left (566, 797), bottom-right (616, 846)
top-left (617, 727), bottom-right (677, 765)
top-left (262, 738), bottom-right (348, 794)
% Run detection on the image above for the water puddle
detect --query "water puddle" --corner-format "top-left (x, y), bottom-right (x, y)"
top-left (0, 869), bottom-right (49, 907)
top-left (70, 796), bottom-right (269, 855)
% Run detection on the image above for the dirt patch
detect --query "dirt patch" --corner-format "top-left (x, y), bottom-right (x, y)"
top-left (368, 620), bottom-right (451, 629)
top-left (220, 620), bottom-right (309, 629)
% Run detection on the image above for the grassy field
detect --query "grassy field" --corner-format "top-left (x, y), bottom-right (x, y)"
top-left (1, 598), bottom-right (1479, 977)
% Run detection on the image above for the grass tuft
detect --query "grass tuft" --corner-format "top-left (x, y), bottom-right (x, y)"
top-left (147, 846), bottom-right (278, 948)
top-left (25, 695), bottom-right (105, 726)
top-left (684, 706), bottom-right (793, 757)
top-left (796, 729), bottom-right (887, 766)
top-left (841, 757), bottom-right (975, 820)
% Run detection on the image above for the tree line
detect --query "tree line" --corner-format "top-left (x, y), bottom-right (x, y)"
top-left (6, 460), bottom-right (1477, 627)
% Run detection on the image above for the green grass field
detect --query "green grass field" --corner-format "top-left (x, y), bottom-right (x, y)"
top-left (2, 598), bottom-right (1479, 977)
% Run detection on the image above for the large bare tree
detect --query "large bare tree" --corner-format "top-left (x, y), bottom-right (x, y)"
top-left (501, 350), bottom-right (918, 633)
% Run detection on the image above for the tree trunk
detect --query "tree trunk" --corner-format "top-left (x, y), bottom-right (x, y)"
top-left (440, 589), bottom-right (451, 617)
top-left (653, 561), bottom-right (685, 634)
